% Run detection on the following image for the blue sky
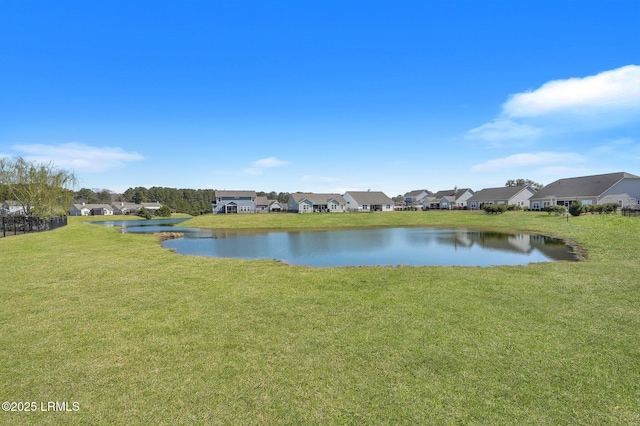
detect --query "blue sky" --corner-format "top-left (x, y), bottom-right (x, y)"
top-left (1, 0), bottom-right (639, 196)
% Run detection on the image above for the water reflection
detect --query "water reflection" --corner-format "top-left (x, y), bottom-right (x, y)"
top-left (90, 220), bottom-right (576, 266)
top-left (160, 226), bottom-right (576, 267)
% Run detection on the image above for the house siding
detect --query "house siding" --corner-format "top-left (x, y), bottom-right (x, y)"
top-left (599, 179), bottom-right (640, 207)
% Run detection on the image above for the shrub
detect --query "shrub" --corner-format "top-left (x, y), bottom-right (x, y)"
top-left (543, 205), bottom-right (567, 215)
top-left (156, 205), bottom-right (172, 217)
top-left (136, 207), bottom-right (152, 219)
top-left (569, 200), bottom-right (584, 216)
top-left (604, 203), bottom-right (619, 214)
top-left (483, 204), bottom-right (508, 214)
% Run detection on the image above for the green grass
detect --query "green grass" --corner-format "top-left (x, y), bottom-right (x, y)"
top-left (1, 211), bottom-right (638, 425)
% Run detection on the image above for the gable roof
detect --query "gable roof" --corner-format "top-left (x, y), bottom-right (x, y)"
top-left (73, 203), bottom-right (113, 211)
top-left (290, 193), bottom-right (345, 205)
top-left (430, 188), bottom-right (473, 200)
top-left (215, 190), bottom-right (257, 198)
top-left (431, 189), bottom-right (456, 198)
top-left (404, 189), bottom-right (430, 197)
top-left (345, 191), bottom-right (394, 205)
top-left (532, 172), bottom-right (639, 199)
top-left (467, 186), bottom-right (535, 202)
top-left (256, 196), bottom-right (270, 206)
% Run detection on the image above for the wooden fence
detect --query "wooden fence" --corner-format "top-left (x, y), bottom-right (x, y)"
top-left (1, 215), bottom-right (67, 237)
top-left (622, 207), bottom-right (640, 217)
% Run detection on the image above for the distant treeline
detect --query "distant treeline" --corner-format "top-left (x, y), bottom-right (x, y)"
top-left (70, 187), bottom-right (291, 216)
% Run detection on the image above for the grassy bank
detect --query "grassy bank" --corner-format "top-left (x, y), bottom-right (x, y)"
top-left (1, 212), bottom-right (638, 425)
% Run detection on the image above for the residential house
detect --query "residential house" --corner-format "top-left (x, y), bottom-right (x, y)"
top-left (141, 202), bottom-right (163, 213)
top-left (212, 190), bottom-right (257, 214)
top-left (112, 202), bottom-right (142, 215)
top-left (343, 191), bottom-right (394, 212)
top-left (256, 197), bottom-right (271, 213)
top-left (70, 203), bottom-right (114, 216)
top-left (288, 193), bottom-right (346, 213)
top-left (423, 188), bottom-right (475, 209)
top-left (528, 172), bottom-right (640, 210)
top-left (268, 200), bottom-right (283, 212)
top-left (467, 186), bottom-right (536, 210)
top-left (404, 189), bottom-right (431, 204)
top-left (1, 201), bottom-right (28, 215)
top-left (255, 197), bottom-right (282, 213)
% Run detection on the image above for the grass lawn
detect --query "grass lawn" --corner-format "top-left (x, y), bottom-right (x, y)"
top-left (1, 211), bottom-right (638, 425)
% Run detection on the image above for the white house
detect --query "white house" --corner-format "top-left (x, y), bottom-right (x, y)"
top-left (529, 172), bottom-right (640, 210)
top-left (70, 203), bottom-right (114, 216)
top-left (424, 188), bottom-right (475, 209)
top-left (343, 191), bottom-right (394, 212)
top-left (1, 201), bottom-right (29, 215)
top-left (467, 186), bottom-right (536, 210)
top-left (212, 190), bottom-right (257, 214)
top-left (288, 193), bottom-right (346, 213)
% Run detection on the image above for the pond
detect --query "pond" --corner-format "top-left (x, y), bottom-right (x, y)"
top-left (90, 218), bottom-right (577, 267)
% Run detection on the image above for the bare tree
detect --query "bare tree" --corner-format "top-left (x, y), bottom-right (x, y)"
top-left (0, 157), bottom-right (77, 217)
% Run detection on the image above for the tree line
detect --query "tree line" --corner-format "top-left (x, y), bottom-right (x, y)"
top-left (116, 187), bottom-right (290, 216)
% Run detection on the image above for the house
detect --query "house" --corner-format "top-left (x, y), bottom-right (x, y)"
top-left (256, 197), bottom-right (270, 213)
top-left (70, 203), bottom-right (114, 216)
top-left (111, 202), bottom-right (143, 215)
top-left (255, 197), bottom-right (282, 213)
top-left (528, 172), bottom-right (640, 210)
top-left (141, 202), bottom-right (163, 213)
top-left (212, 190), bottom-right (257, 214)
top-left (467, 186), bottom-right (536, 210)
top-left (404, 189), bottom-right (431, 204)
top-left (423, 188), bottom-right (475, 209)
top-left (1, 201), bottom-right (28, 215)
top-left (287, 193), bottom-right (346, 213)
top-left (268, 200), bottom-right (283, 212)
top-left (343, 191), bottom-right (394, 212)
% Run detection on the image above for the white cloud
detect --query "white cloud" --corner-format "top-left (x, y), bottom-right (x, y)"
top-left (242, 156), bottom-right (291, 175)
top-left (301, 175), bottom-right (339, 183)
top-left (251, 157), bottom-right (291, 168)
top-left (10, 142), bottom-right (144, 172)
top-left (504, 65), bottom-right (640, 117)
top-left (466, 119), bottom-right (541, 146)
top-left (466, 65), bottom-right (640, 145)
top-left (471, 152), bottom-right (586, 172)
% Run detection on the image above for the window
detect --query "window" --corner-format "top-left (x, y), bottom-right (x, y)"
top-left (581, 200), bottom-right (592, 206)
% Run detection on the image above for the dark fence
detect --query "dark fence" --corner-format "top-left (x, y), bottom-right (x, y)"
top-left (622, 207), bottom-right (640, 217)
top-left (1, 215), bottom-right (68, 237)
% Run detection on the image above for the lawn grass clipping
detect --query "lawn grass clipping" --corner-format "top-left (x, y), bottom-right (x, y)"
top-left (1, 212), bottom-right (638, 425)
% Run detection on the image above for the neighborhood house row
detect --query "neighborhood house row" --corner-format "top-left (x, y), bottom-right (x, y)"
top-left (3, 172), bottom-right (638, 216)
top-left (212, 172), bottom-right (640, 214)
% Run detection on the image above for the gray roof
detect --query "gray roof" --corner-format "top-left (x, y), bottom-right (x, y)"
top-left (290, 193), bottom-right (345, 204)
top-left (215, 190), bottom-right (257, 198)
top-left (430, 188), bottom-right (473, 200)
top-left (432, 189), bottom-right (456, 198)
top-left (74, 203), bottom-right (114, 211)
top-left (256, 196), bottom-right (270, 206)
top-left (141, 202), bottom-right (162, 209)
top-left (345, 191), bottom-right (394, 205)
top-left (404, 189), bottom-right (430, 197)
top-left (467, 186), bottom-right (534, 202)
top-left (532, 172), bottom-right (639, 199)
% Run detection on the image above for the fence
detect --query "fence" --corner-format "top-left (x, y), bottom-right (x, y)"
top-left (1, 215), bottom-right (68, 237)
top-left (622, 207), bottom-right (640, 217)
